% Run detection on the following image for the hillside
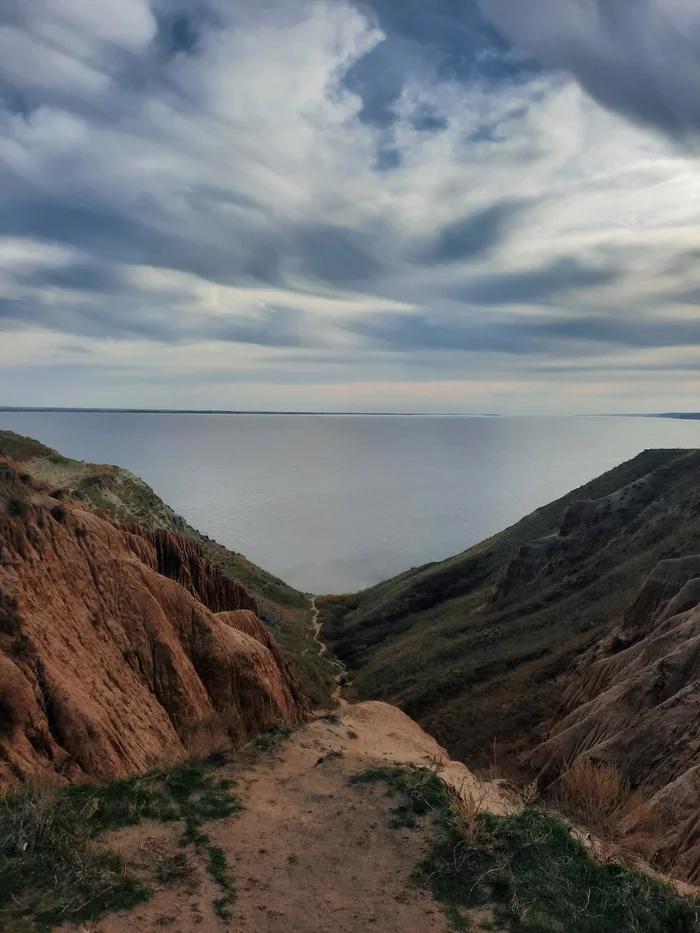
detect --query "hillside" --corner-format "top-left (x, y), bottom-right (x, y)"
top-left (2, 438), bottom-right (700, 928)
top-left (318, 448), bottom-right (700, 773)
top-left (0, 454), bottom-right (309, 786)
top-left (532, 556), bottom-right (700, 881)
top-left (0, 431), bottom-right (338, 707)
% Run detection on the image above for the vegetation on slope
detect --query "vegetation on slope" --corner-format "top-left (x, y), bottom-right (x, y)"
top-left (0, 760), bottom-right (241, 931)
top-left (321, 449), bottom-right (700, 772)
top-left (0, 430), bottom-right (337, 706)
top-left (352, 764), bottom-right (699, 932)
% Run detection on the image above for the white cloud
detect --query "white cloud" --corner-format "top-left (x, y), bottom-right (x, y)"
top-left (0, 0), bottom-right (698, 412)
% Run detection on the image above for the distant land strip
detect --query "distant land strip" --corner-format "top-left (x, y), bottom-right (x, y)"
top-left (0, 407), bottom-right (502, 416)
top-left (1, 407), bottom-right (700, 419)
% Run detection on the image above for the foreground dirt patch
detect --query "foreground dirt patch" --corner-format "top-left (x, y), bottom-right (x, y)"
top-left (69, 702), bottom-right (511, 933)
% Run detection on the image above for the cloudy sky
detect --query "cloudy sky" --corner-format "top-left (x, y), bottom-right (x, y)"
top-left (1, 0), bottom-right (699, 413)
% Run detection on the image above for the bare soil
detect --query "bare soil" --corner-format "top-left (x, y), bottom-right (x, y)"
top-left (69, 702), bottom-right (512, 933)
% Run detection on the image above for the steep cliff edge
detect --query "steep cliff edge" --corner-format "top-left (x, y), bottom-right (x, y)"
top-left (0, 457), bottom-right (308, 788)
top-left (0, 430), bottom-right (338, 707)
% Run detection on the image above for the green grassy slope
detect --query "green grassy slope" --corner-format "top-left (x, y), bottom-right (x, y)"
top-left (0, 430), bottom-right (337, 706)
top-left (319, 448), bottom-right (700, 772)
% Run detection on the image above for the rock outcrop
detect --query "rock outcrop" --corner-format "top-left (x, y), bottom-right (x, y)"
top-left (495, 475), bottom-right (661, 600)
top-left (0, 457), bottom-right (308, 789)
top-left (122, 523), bottom-right (259, 615)
top-left (532, 556), bottom-right (700, 880)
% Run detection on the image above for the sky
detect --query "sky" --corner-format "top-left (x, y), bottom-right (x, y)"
top-left (1, 0), bottom-right (699, 414)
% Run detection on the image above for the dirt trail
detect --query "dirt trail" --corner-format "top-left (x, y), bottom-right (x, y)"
top-left (310, 595), bottom-right (347, 707)
top-left (85, 702), bottom-right (514, 933)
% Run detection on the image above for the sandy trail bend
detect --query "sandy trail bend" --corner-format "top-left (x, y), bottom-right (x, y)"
top-left (90, 702), bottom-right (514, 933)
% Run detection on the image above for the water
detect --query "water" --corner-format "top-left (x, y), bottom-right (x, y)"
top-left (1, 412), bottom-right (699, 593)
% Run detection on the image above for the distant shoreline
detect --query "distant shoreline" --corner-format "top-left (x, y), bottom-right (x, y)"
top-left (0, 407), bottom-right (503, 417)
top-left (1, 408), bottom-right (699, 419)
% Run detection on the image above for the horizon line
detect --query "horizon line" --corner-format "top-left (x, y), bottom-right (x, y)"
top-left (1, 407), bottom-right (699, 419)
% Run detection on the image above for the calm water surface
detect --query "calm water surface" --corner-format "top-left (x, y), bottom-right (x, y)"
top-left (2, 412), bottom-right (699, 593)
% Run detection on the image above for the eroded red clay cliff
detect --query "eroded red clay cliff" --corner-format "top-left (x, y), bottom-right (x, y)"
top-left (122, 523), bottom-right (259, 615)
top-left (0, 458), bottom-right (308, 789)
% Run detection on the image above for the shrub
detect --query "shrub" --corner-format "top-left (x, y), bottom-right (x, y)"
top-left (558, 757), bottom-right (631, 830)
top-left (6, 496), bottom-right (29, 518)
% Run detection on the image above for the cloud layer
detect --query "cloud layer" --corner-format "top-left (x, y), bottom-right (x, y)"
top-left (0, 0), bottom-right (699, 412)
top-left (480, 0), bottom-right (700, 138)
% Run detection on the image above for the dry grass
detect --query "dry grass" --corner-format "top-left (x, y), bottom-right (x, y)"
top-left (448, 783), bottom-right (488, 845)
top-left (179, 715), bottom-right (234, 763)
top-left (155, 849), bottom-right (197, 886)
top-left (557, 757), bottom-right (662, 866)
top-left (558, 757), bottom-right (631, 829)
top-left (474, 738), bottom-right (502, 784)
top-left (521, 780), bottom-right (540, 806)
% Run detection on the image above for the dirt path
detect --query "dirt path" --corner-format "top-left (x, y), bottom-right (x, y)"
top-left (310, 596), bottom-right (324, 650)
top-left (86, 703), bottom-right (514, 933)
top-left (310, 595), bottom-right (347, 707)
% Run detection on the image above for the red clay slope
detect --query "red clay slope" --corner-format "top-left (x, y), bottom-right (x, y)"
top-left (0, 457), bottom-right (308, 789)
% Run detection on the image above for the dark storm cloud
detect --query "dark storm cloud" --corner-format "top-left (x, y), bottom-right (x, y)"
top-left (152, 1), bottom-right (222, 58)
top-left (479, 0), bottom-right (700, 137)
top-left (18, 261), bottom-right (125, 294)
top-left (411, 105), bottom-right (449, 134)
top-left (448, 257), bottom-right (620, 305)
top-left (0, 296), bottom-right (171, 342)
top-left (0, 189), bottom-right (391, 294)
top-left (298, 225), bottom-right (383, 286)
top-left (0, 198), bottom-right (183, 267)
top-left (0, 195), bottom-right (288, 289)
top-left (426, 201), bottom-right (524, 265)
top-left (351, 310), bottom-right (700, 356)
top-left (1, 289), bottom-right (314, 348)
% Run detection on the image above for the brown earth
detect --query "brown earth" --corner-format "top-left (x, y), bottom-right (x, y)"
top-left (0, 456), bottom-right (308, 789)
top-left (69, 702), bottom-right (513, 933)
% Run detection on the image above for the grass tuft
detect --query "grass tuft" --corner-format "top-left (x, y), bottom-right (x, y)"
top-left (250, 722), bottom-right (293, 752)
top-left (0, 787), bottom-right (149, 931)
top-left (350, 764), bottom-right (448, 829)
top-left (208, 844), bottom-right (236, 923)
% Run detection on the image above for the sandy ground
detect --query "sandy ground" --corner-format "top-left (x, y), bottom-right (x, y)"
top-left (71, 702), bottom-right (514, 933)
